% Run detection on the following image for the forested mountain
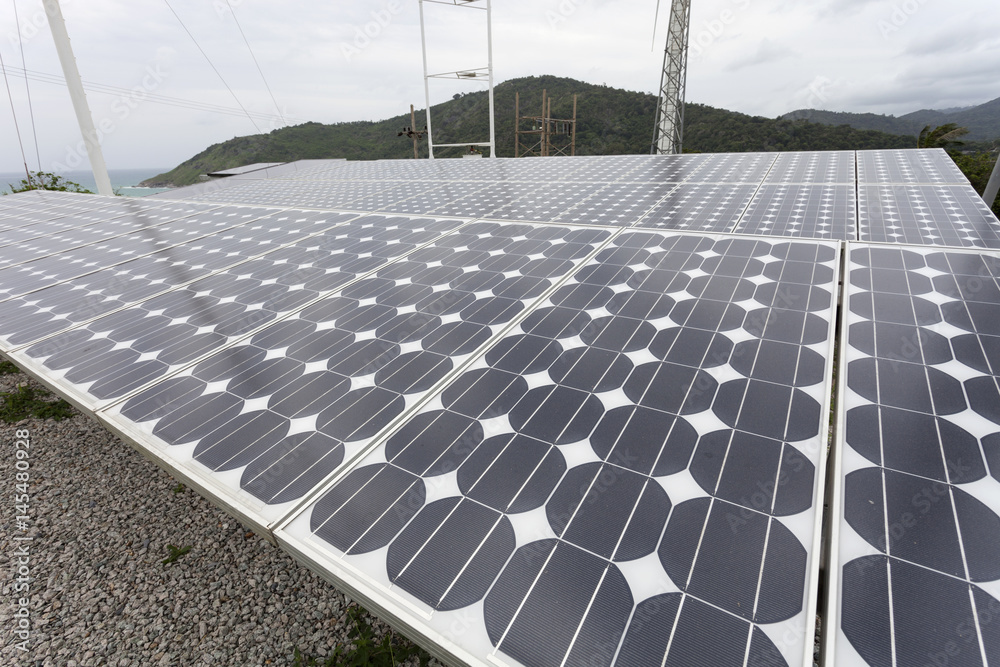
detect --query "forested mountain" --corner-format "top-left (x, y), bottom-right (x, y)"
top-left (783, 96), bottom-right (1000, 141)
top-left (144, 75), bottom-right (919, 188)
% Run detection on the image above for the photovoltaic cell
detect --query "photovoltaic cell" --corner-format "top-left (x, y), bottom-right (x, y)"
top-left (735, 184), bottom-right (857, 240)
top-left (765, 151), bottom-right (856, 184)
top-left (858, 185), bottom-right (1000, 248)
top-left (93, 222), bottom-right (611, 528)
top-left (0, 205), bottom-right (298, 301)
top-left (858, 148), bottom-right (969, 185)
top-left (11, 214), bottom-right (462, 410)
top-left (278, 231), bottom-right (840, 667)
top-left (5, 150), bottom-right (997, 667)
top-left (635, 184), bottom-right (758, 232)
top-left (830, 244), bottom-right (1000, 667)
top-left (0, 211), bottom-right (360, 348)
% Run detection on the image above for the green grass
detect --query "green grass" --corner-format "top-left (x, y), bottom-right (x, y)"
top-left (0, 385), bottom-right (76, 423)
top-left (293, 605), bottom-right (431, 667)
top-left (0, 360), bottom-right (21, 375)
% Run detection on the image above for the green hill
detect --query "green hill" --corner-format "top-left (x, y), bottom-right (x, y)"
top-left (144, 75), bottom-right (917, 188)
top-left (782, 96), bottom-right (1000, 142)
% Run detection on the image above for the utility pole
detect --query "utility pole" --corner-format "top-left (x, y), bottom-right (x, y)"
top-left (42, 0), bottom-right (113, 195)
top-left (653, 0), bottom-right (692, 155)
top-left (397, 105), bottom-right (428, 159)
top-left (514, 89), bottom-right (578, 158)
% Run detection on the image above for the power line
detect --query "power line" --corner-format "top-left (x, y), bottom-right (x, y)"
top-left (12, 0), bottom-right (41, 171)
top-left (162, 0), bottom-right (262, 134)
top-left (0, 44), bottom-right (31, 184)
top-left (0, 65), bottom-right (305, 125)
top-left (226, 0), bottom-right (286, 127)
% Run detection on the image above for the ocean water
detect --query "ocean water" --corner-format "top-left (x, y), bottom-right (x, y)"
top-left (0, 168), bottom-right (171, 197)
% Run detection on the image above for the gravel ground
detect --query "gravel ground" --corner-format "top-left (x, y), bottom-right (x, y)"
top-left (0, 368), bottom-right (441, 666)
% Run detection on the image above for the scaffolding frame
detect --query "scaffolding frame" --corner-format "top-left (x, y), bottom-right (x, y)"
top-left (515, 90), bottom-right (578, 158)
top-left (418, 0), bottom-right (496, 158)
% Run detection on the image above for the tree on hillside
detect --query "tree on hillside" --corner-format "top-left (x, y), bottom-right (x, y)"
top-left (918, 123), bottom-right (969, 151)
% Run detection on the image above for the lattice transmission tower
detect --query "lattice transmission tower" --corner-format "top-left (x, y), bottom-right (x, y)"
top-left (653, 0), bottom-right (692, 155)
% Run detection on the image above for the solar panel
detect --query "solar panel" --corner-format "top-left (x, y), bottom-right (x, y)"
top-left (828, 243), bottom-right (1000, 667)
top-left (736, 184), bottom-right (857, 240)
top-left (6, 149), bottom-right (1000, 667)
top-left (9, 213), bottom-right (462, 410)
top-left (379, 182), bottom-right (492, 215)
top-left (636, 183), bottom-right (759, 232)
top-left (277, 231), bottom-right (840, 667)
top-left (858, 184), bottom-right (1000, 248)
top-left (556, 182), bottom-right (679, 226)
top-left (765, 151), bottom-right (856, 184)
top-left (0, 205), bottom-right (291, 299)
top-left (858, 148), bottom-right (970, 185)
top-left (0, 210), bottom-right (360, 348)
top-left (85, 221), bottom-right (614, 530)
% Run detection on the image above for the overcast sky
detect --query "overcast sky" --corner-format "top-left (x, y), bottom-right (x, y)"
top-left (1, 0), bottom-right (998, 173)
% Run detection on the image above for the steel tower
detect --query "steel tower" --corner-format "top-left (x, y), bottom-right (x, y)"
top-left (654, 0), bottom-right (692, 155)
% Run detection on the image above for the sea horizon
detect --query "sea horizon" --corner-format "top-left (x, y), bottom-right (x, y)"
top-left (0, 168), bottom-right (172, 197)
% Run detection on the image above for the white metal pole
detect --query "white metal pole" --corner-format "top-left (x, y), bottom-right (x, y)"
top-left (984, 151), bottom-right (1000, 212)
top-left (486, 0), bottom-right (496, 158)
top-left (42, 0), bottom-right (113, 195)
top-left (418, 0), bottom-right (435, 159)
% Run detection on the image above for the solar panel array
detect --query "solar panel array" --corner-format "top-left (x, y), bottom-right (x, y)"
top-left (830, 244), bottom-right (1000, 667)
top-left (1, 150), bottom-right (999, 667)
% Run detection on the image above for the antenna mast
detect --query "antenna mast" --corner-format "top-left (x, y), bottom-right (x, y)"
top-left (418, 0), bottom-right (496, 158)
top-left (654, 0), bottom-right (692, 155)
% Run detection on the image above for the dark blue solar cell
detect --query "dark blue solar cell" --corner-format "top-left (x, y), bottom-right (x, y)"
top-left (548, 347), bottom-right (633, 393)
top-left (458, 433), bottom-right (565, 514)
top-left (509, 384), bottom-right (605, 445)
top-left (649, 327), bottom-right (733, 368)
top-left (485, 334), bottom-right (564, 374)
top-left (152, 391), bottom-right (245, 446)
top-left (442, 368), bottom-right (529, 419)
top-left (520, 306), bottom-right (591, 339)
top-left (625, 362), bottom-right (718, 416)
top-left (546, 462), bottom-right (671, 561)
top-left (317, 387), bottom-right (406, 442)
top-left (374, 350), bottom-right (452, 394)
top-left (241, 431), bottom-right (345, 505)
top-left (387, 498), bottom-right (515, 611)
top-left (386, 409), bottom-right (484, 477)
top-left (713, 379), bottom-right (820, 442)
top-left (590, 405), bottom-right (698, 477)
top-left (484, 540), bottom-right (632, 667)
top-left (616, 594), bottom-right (681, 667)
top-left (730, 339), bottom-right (826, 387)
top-left (846, 404), bottom-right (986, 484)
top-left (193, 410), bottom-right (290, 472)
top-left (311, 463), bottom-right (424, 555)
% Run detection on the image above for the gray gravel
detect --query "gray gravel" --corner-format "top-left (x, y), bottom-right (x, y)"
top-left (0, 368), bottom-right (442, 666)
